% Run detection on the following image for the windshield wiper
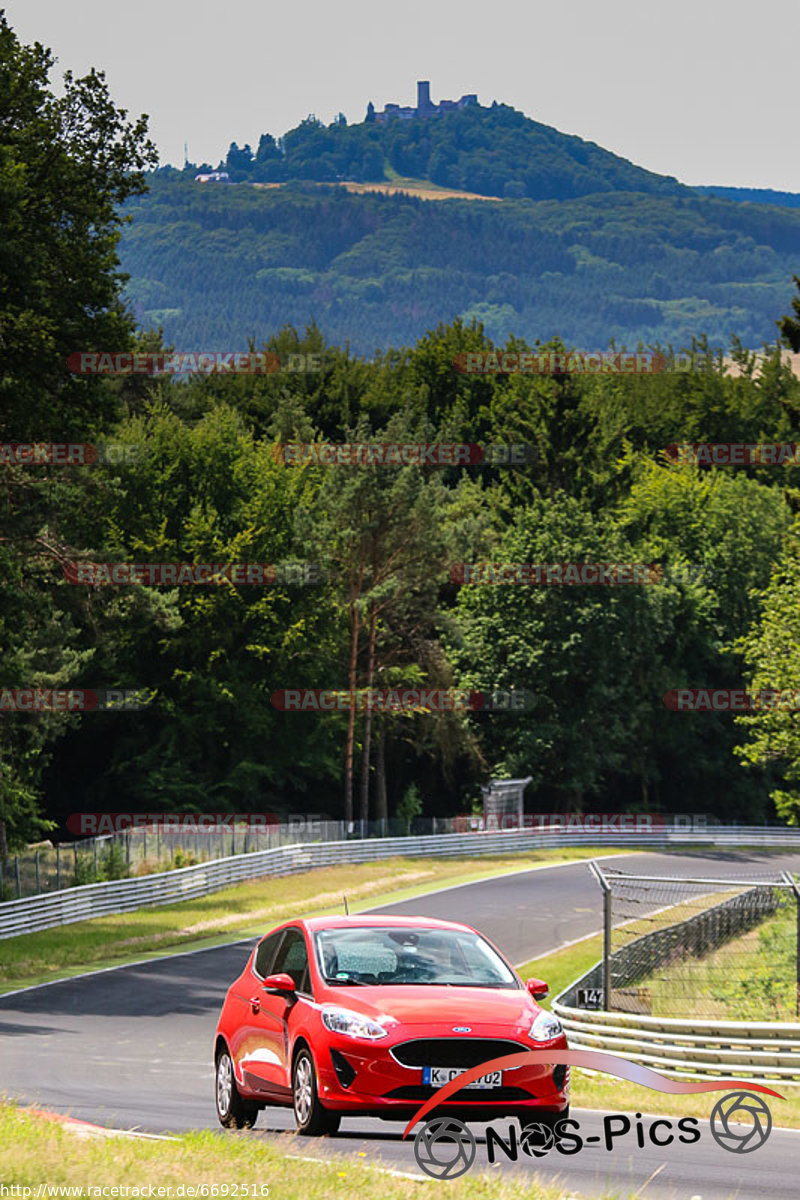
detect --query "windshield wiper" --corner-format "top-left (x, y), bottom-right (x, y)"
top-left (325, 975), bottom-right (369, 986)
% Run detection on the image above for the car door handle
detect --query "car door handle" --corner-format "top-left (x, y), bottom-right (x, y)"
top-left (249, 995), bottom-right (261, 1013)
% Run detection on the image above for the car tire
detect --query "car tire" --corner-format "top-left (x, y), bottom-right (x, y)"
top-left (292, 1047), bottom-right (341, 1136)
top-left (215, 1049), bottom-right (259, 1129)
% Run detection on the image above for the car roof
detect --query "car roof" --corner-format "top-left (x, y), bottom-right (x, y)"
top-left (300, 914), bottom-right (477, 934)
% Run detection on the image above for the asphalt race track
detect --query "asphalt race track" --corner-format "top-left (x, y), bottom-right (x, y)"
top-left (2, 850), bottom-right (800, 1198)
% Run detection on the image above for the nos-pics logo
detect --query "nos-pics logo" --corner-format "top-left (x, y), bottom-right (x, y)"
top-left (404, 1051), bottom-right (778, 1181)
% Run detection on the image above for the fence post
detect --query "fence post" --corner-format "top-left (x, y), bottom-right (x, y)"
top-left (15, 855), bottom-right (21, 898)
top-left (93, 838), bottom-right (98, 879)
top-left (588, 861), bottom-right (612, 1011)
top-left (35, 848), bottom-right (40, 894)
top-left (781, 872), bottom-right (800, 1018)
top-left (56, 843), bottom-right (61, 890)
top-left (0, 856), bottom-right (3, 899)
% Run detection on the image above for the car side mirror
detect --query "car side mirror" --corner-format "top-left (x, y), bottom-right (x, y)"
top-left (526, 977), bottom-right (549, 1000)
top-left (262, 972), bottom-right (296, 995)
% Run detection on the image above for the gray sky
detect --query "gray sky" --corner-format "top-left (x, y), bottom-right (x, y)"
top-left (6, 0), bottom-right (798, 190)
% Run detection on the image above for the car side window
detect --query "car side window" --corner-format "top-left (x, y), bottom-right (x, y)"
top-left (254, 931), bottom-right (283, 979)
top-left (272, 927), bottom-right (310, 993)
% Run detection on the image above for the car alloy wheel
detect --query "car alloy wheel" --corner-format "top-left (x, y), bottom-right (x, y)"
top-left (217, 1052), bottom-right (233, 1117)
top-left (292, 1047), bottom-right (340, 1136)
top-left (215, 1049), bottom-right (259, 1129)
top-left (294, 1053), bottom-right (314, 1125)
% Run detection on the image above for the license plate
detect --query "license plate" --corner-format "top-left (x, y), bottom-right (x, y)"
top-left (423, 1067), bottom-right (502, 1089)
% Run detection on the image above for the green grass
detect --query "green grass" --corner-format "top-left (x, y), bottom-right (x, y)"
top-left (633, 904), bottom-right (798, 1021)
top-left (0, 1102), bottom-right (610, 1199)
top-left (518, 934), bottom-right (604, 1001)
top-left (0, 847), bottom-right (624, 993)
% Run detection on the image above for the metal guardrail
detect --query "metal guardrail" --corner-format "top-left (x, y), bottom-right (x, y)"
top-left (1, 824), bottom-right (800, 941)
top-left (553, 999), bottom-right (800, 1083)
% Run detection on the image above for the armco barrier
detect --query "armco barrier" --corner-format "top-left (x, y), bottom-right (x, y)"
top-left (2, 825), bottom-right (800, 941)
top-left (553, 1001), bottom-right (800, 1084)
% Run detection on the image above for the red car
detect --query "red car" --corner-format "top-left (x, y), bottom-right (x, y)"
top-left (213, 915), bottom-right (569, 1135)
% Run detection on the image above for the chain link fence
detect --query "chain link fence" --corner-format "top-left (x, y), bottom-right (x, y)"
top-left (0, 817), bottom-right (468, 900)
top-left (572, 863), bottom-right (800, 1021)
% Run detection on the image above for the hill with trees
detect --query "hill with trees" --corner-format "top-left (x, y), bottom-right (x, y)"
top-left (197, 102), bottom-right (687, 202)
top-left (119, 175), bottom-right (800, 353)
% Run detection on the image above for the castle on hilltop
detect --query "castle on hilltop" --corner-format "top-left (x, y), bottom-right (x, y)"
top-left (366, 81), bottom-right (478, 124)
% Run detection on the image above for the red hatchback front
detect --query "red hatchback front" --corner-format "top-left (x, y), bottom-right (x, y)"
top-left (214, 915), bottom-right (570, 1135)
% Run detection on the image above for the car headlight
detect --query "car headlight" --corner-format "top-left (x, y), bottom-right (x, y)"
top-left (528, 1011), bottom-right (563, 1041)
top-left (322, 1006), bottom-right (389, 1040)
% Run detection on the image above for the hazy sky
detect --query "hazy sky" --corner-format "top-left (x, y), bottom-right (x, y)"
top-left (6, 0), bottom-right (798, 190)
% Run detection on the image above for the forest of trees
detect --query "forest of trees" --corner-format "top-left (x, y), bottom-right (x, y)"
top-left (119, 175), bottom-right (800, 354)
top-left (4, 13), bottom-right (800, 854)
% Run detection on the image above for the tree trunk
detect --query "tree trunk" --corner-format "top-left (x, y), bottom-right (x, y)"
top-left (359, 606), bottom-right (378, 824)
top-left (343, 603), bottom-right (360, 825)
top-left (375, 721), bottom-right (388, 823)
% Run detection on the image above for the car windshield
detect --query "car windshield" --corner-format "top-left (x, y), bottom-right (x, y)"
top-left (314, 926), bottom-right (519, 988)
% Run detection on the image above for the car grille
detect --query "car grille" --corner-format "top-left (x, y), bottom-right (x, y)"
top-left (386, 1085), bottom-right (530, 1102)
top-left (390, 1038), bottom-right (529, 1069)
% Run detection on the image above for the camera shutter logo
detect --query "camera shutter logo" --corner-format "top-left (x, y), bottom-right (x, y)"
top-left (519, 1121), bottom-right (557, 1157)
top-left (710, 1092), bottom-right (772, 1153)
top-left (413, 1117), bottom-right (476, 1179)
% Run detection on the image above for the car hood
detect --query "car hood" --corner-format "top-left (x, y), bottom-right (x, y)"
top-left (318, 984), bottom-right (536, 1027)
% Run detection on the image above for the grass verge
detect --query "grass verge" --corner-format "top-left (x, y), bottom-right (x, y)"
top-left (518, 935), bottom-right (800, 1127)
top-left (0, 1102), bottom-right (607, 1200)
top-left (0, 847), bottom-right (625, 993)
top-left (633, 905), bottom-right (798, 1021)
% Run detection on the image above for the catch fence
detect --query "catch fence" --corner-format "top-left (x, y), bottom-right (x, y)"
top-left (565, 863), bottom-right (800, 1020)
